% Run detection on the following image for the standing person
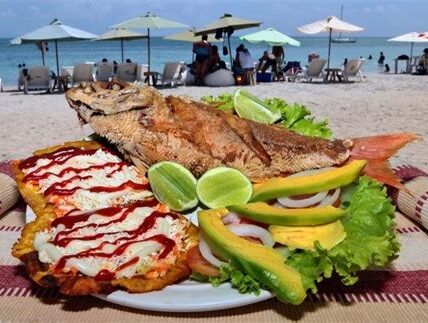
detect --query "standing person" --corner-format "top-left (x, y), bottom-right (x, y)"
top-left (272, 46), bottom-right (285, 67)
top-left (208, 45), bottom-right (226, 73)
top-left (378, 51), bottom-right (385, 73)
top-left (193, 34), bottom-right (211, 85)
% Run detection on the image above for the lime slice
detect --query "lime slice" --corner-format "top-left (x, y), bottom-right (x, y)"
top-left (233, 89), bottom-right (281, 124)
top-left (148, 161), bottom-right (198, 211)
top-left (196, 167), bottom-right (253, 209)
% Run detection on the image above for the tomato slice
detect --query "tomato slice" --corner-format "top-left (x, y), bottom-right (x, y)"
top-left (186, 246), bottom-right (220, 277)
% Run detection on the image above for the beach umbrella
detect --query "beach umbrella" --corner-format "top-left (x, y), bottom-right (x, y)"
top-left (164, 28), bottom-right (222, 62)
top-left (195, 13), bottom-right (262, 65)
top-left (240, 27), bottom-right (300, 47)
top-left (388, 31), bottom-right (428, 61)
top-left (297, 16), bottom-right (363, 70)
top-left (95, 28), bottom-right (147, 63)
top-left (111, 12), bottom-right (189, 75)
top-left (11, 18), bottom-right (97, 77)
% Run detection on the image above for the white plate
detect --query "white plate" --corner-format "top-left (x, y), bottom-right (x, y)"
top-left (26, 206), bottom-right (274, 312)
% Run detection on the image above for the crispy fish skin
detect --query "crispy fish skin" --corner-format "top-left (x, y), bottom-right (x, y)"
top-left (66, 82), bottom-right (351, 180)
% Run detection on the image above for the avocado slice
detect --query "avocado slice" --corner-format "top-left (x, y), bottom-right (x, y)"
top-left (229, 202), bottom-right (346, 226)
top-left (251, 160), bottom-right (367, 202)
top-left (198, 208), bottom-right (306, 305)
top-left (269, 220), bottom-right (346, 250)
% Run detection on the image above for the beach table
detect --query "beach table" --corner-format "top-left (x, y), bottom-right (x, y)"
top-left (0, 159), bottom-right (427, 322)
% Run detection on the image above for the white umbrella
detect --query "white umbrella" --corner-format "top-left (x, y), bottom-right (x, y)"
top-left (388, 31), bottom-right (428, 60)
top-left (297, 16), bottom-right (363, 69)
top-left (95, 28), bottom-right (147, 63)
top-left (111, 12), bottom-right (188, 75)
top-left (11, 18), bottom-right (98, 77)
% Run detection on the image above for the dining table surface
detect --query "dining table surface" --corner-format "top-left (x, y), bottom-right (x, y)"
top-left (1, 159), bottom-right (428, 322)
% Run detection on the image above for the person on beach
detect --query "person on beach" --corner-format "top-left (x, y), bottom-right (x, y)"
top-left (193, 34), bottom-right (211, 85)
top-left (378, 52), bottom-right (385, 65)
top-left (417, 48), bottom-right (428, 75)
top-left (125, 58), bottom-right (132, 63)
top-left (257, 51), bottom-right (277, 74)
top-left (233, 44), bottom-right (254, 73)
top-left (272, 46), bottom-right (285, 68)
top-left (208, 45), bottom-right (226, 73)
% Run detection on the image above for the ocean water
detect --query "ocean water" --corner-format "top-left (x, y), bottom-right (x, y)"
top-left (0, 36), bottom-right (426, 86)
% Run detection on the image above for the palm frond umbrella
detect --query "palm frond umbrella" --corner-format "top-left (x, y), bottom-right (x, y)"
top-left (195, 13), bottom-right (262, 65)
top-left (95, 28), bottom-right (147, 63)
top-left (164, 27), bottom-right (222, 62)
top-left (11, 18), bottom-right (97, 77)
top-left (240, 27), bottom-right (300, 47)
top-left (388, 31), bottom-right (428, 63)
top-left (111, 12), bottom-right (188, 75)
top-left (297, 16), bottom-right (363, 70)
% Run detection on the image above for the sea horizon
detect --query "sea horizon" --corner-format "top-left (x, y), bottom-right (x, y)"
top-left (1, 36), bottom-right (425, 86)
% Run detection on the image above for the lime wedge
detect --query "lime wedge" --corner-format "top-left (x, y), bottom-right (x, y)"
top-left (233, 89), bottom-right (281, 124)
top-left (196, 167), bottom-right (253, 209)
top-left (147, 161), bottom-right (198, 211)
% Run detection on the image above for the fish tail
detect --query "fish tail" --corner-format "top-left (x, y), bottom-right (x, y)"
top-left (350, 133), bottom-right (421, 190)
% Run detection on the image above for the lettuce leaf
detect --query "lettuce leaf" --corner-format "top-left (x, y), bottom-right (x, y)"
top-left (210, 264), bottom-right (262, 295)
top-left (287, 177), bottom-right (399, 290)
top-left (201, 94), bottom-right (332, 139)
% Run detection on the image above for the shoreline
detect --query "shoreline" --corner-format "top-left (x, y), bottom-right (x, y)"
top-left (0, 73), bottom-right (427, 170)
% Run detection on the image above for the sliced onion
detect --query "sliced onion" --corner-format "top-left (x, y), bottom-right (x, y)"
top-left (277, 191), bottom-right (328, 208)
top-left (319, 188), bottom-right (341, 206)
top-left (222, 212), bottom-right (241, 224)
top-left (226, 224), bottom-right (275, 247)
top-left (198, 233), bottom-right (226, 268)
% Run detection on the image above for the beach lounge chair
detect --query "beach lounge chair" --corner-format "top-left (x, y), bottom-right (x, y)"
top-left (136, 64), bottom-right (149, 82)
top-left (116, 63), bottom-right (138, 82)
top-left (342, 58), bottom-right (365, 82)
top-left (72, 63), bottom-right (94, 86)
top-left (299, 59), bottom-right (327, 82)
top-left (21, 66), bottom-right (52, 94)
top-left (96, 62), bottom-right (114, 81)
top-left (154, 62), bottom-right (184, 87)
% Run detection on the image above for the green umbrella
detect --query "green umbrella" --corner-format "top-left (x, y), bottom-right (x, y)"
top-left (240, 28), bottom-right (300, 47)
top-left (195, 13), bottom-right (262, 65)
top-left (111, 12), bottom-right (188, 75)
top-left (95, 28), bottom-right (147, 63)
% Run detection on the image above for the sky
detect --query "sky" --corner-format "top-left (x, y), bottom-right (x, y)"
top-left (1, 0), bottom-right (427, 38)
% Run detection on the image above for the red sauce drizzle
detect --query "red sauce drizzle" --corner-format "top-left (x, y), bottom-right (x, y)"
top-left (56, 234), bottom-right (175, 272)
top-left (94, 269), bottom-right (115, 281)
top-left (24, 162), bottom-right (127, 182)
top-left (54, 209), bottom-right (177, 247)
top-left (45, 180), bottom-right (149, 197)
top-left (43, 175), bottom-right (92, 196)
top-left (19, 147), bottom-right (81, 170)
top-left (52, 199), bottom-right (159, 242)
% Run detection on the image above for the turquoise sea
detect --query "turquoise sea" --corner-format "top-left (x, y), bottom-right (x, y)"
top-left (0, 36), bottom-right (426, 86)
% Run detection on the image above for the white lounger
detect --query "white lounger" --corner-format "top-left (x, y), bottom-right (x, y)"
top-left (299, 59), bottom-right (327, 82)
top-left (155, 62), bottom-right (184, 86)
top-left (20, 66), bottom-right (53, 94)
top-left (72, 63), bottom-right (94, 86)
top-left (116, 63), bottom-right (137, 82)
top-left (342, 58), bottom-right (365, 82)
top-left (96, 62), bottom-right (114, 82)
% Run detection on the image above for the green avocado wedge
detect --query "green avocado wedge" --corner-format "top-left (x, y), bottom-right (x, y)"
top-left (198, 208), bottom-right (306, 305)
top-left (251, 160), bottom-right (367, 202)
top-left (228, 202), bottom-right (346, 226)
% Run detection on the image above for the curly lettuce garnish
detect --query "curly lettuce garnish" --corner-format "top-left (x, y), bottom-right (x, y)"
top-left (288, 176), bottom-right (399, 291)
top-left (201, 94), bottom-right (332, 139)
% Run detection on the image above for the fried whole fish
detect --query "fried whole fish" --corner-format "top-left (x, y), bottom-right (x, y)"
top-left (66, 81), bottom-right (418, 189)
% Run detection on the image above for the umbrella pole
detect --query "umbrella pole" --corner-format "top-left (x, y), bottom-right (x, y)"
top-left (55, 39), bottom-right (60, 77)
top-left (121, 38), bottom-right (124, 63)
top-left (42, 50), bottom-right (45, 66)
top-left (327, 28), bottom-right (332, 70)
top-left (227, 34), bottom-right (233, 66)
top-left (409, 42), bottom-right (414, 73)
top-left (147, 28), bottom-right (151, 76)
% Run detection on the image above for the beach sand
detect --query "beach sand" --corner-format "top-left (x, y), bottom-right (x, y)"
top-left (0, 73), bottom-right (427, 170)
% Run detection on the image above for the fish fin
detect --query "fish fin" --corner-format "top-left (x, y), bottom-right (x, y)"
top-left (350, 133), bottom-right (421, 191)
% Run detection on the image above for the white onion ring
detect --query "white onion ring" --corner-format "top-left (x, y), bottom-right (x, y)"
top-left (277, 191), bottom-right (328, 208)
top-left (319, 188), bottom-right (341, 206)
top-left (226, 224), bottom-right (275, 247)
top-left (222, 212), bottom-right (242, 224)
top-left (198, 233), bottom-right (226, 268)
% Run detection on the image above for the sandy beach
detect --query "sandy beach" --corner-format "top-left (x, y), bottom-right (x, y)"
top-left (0, 73), bottom-right (427, 170)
